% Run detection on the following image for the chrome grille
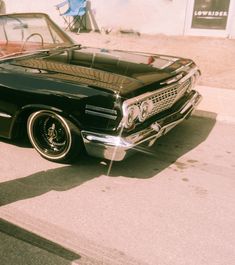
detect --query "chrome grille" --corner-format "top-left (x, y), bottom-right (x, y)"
top-left (136, 79), bottom-right (191, 119)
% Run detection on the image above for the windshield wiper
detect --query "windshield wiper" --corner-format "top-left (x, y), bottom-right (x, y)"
top-left (52, 43), bottom-right (81, 51)
top-left (0, 44), bottom-right (82, 63)
top-left (0, 49), bottom-right (51, 63)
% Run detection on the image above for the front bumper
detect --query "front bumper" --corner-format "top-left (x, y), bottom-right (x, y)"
top-left (81, 90), bottom-right (202, 161)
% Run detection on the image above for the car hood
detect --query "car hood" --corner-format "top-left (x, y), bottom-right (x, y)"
top-left (8, 46), bottom-right (194, 96)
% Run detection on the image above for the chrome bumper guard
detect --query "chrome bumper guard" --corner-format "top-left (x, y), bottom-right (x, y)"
top-left (81, 90), bottom-right (202, 161)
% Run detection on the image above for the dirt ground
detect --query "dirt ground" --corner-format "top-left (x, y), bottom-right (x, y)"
top-left (70, 31), bottom-right (235, 90)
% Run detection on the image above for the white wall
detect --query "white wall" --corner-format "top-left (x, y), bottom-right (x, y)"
top-left (228, 0), bottom-right (235, 38)
top-left (2, 0), bottom-right (235, 37)
top-left (88, 0), bottom-right (188, 35)
top-left (3, 0), bottom-right (188, 35)
top-left (3, 0), bottom-right (65, 25)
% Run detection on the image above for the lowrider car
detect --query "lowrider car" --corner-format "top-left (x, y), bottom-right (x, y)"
top-left (0, 13), bottom-right (202, 163)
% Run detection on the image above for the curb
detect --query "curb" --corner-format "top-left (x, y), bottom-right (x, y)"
top-left (192, 86), bottom-right (235, 125)
top-left (0, 207), bottom-right (148, 265)
top-left (193, 109), bottom-right (235, 125)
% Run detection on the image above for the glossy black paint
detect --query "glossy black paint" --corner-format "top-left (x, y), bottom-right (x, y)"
top-left (0, 13), bottom-right (195, 142)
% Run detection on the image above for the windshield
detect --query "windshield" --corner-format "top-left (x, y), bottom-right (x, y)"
top-left (0, 13), bottom-right (74, 59)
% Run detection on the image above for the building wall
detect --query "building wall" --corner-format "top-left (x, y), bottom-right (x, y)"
top-left (3, 0), bottom-right (188, 35)
top-left (2, 0), bottom-right (235, 37)
top-left (229, 0), bottom-right (235, 38)
top-left (88, 0), bottom-right (189, 35)
top-left (3, 0), bottom-right (64, 25)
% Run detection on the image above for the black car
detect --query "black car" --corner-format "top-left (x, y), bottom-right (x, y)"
top-left (0, 13), bottom-right (202, 163)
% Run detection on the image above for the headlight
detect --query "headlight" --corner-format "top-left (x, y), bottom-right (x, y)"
top-left (123, 105), bottom-right (139, 129)
top-left (139, 100), bottom-right (153, 122)
top-left (122, 99), bottom-right (153, 129)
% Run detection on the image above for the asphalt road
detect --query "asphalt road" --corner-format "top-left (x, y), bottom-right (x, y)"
top-left (0, 116), bottom-right (235, 265)
top-left (0, 221), bottom-right (79, 265)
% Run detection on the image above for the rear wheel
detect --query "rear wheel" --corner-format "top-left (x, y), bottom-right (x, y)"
top-left (27, 110), bottom-right (82, 163)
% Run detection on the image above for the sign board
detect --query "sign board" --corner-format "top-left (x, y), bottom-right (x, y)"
top-left (192, 0), bottom-right (230, 30)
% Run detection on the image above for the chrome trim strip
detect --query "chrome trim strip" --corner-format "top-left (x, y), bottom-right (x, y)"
top-left (0, 112), bottom-right (12, 118)
top-left (123, 66), bottom-right (199, 108)
top-left (82, 91), bottom-right (202, 161)
top-left (121, 66), bottom-right (199, 126)
top-left (123, 83), bottom-right (176, 108)
top-left (178, 66), bottom-right (199, 84)
top-left (180, 92), bottom-right (201, 114)
top-left (174, 62), bottom-right (194, 73)
top-left (85, 110), bottom-right (117, 120)
top-left (122, 67), bottom-right (198, 108)
top-left (129, 91), bottom-right (202, 146)
top-left (86, 105), bottom-right (117, 115)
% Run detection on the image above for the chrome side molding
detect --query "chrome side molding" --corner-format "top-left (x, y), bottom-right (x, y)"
top-left (0, 112), bottom-right (12, 118)
top-left (85, 104), bottom-right (117, 120)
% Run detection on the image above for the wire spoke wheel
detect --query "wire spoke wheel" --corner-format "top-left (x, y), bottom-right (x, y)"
top-left (27, 110), bottom-right (81, 162)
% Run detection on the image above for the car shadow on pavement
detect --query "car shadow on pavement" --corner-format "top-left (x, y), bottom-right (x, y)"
top-left (0, 135), bottom-right (32, 148)
top-left (0, 116), bottom-right (216, 207)
top-left (109, 115), bottom-right (216, 177)
top-left (0, 218), bottom-right (81, 265)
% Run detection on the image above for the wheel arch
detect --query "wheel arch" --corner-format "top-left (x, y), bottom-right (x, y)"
top-left (10, 104), bottom-right (82, 139)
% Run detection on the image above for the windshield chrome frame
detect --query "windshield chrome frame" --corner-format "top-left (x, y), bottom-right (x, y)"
top-left (0, 12), bottom-right (75, 60)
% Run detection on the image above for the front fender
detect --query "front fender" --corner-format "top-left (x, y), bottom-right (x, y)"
top-left (10, 104), bottom-right (82, 139)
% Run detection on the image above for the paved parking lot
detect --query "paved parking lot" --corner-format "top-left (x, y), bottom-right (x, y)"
top-left (1, 115), bottom-right (235, 265)
top-left (1, 31), bottom-right (235, 265)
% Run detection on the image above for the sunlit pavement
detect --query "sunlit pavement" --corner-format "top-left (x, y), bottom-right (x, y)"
top-left (1, 112), bottom-right (235, 264)
top-left (1, 23), bottom-right (235, 265)
top-left (194, 86), bottom-right (235, 124)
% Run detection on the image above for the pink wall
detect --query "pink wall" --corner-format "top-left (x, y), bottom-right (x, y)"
top-left (3, 0), bottom-right (188, 35)
top-left (3, 0), bottom-right (235, 37)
